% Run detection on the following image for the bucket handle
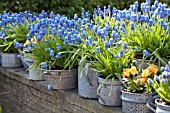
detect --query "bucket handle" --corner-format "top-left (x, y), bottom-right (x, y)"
top-left (84, 63), bottom-right (92, 86)
top-left (97, 84), bottom-right (106, 104)
top-left (146, 102), bottom-right (156, 113)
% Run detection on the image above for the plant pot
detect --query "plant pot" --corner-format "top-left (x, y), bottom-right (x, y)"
top-left (21, 53), bottom-right (35, 69)
top-left (2, 53), bottom-right (22, 68)
top-left (97, 76), bottom-right (122, 106)
top-left (43, 69), bottom-right (78, 89)
top-left (27, 67), bottom-right (44, 80)
top-left (147, 99), bottom-right (170, 113)
top-left (0, 49), bottom-right (2, 64)
top-left (121, 90), bottom-right (153, 113)
top-left (78, 61), bottom-right (100, 99)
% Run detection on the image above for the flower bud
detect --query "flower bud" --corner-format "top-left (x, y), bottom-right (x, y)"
top-left (148, 78), bottom-right (153, 85)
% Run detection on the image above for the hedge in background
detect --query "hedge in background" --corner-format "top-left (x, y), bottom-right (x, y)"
top-left (0, 0), bottom-right (170, 17)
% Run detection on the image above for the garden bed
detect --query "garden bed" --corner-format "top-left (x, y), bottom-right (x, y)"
top-left (0, 67), bottom-right (122, 113)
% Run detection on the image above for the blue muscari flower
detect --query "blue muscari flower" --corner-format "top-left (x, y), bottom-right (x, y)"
top-left (143, 50), bottom-right (150, 57)
top-left (134, 1), bottom-right (139, 9)
top-left (160, 19), bottom-right (164, 26)
top-left (45, 47), bottom-right (51, 52)
top-left (114, 54), bottom-right (119, 58)
top-left (94, 25), bottom-right (98, 34)
top-left (134, 46), bottom-right (138, 51)
top-left (27, 24), bottom-right (31, 31)
top-left (141, 3), bottom-right (146, 12)
top-left (168, 61), bottom-right (170, 66)
top-left (80, 32), bottom-right (86, 39)
top-left (51, 28), bottom-right (56, 36)
top-left (145, 6), bottom-right (150, 13)
top-left (50, 50), bottom-right (54, 57)
top-left (161, 66), bottom-right (165, 72)
top-left (149, 19), bottom-right (153, 26)
top-left (130, 22), bottom-right (135, 31)
top-left (140, 15), bottom-right (145, 22)
top-left (15, 42), bottom-right (20, 49)
top-left (96, 47), bottom-right (100, 53)
top-left (88, 36), bottom-right (92, 43)
top-left (163, 24), bottom-right (167, 30)
top-left (147, 78), bottom-right (153, 85)
top-left (130, 13), bottom-right (137, 21)
top-left (146, 0), bottom-right (151, 5)
top-left (56, 53), bottom-right (61, 59)
top-left (56, 43), bottom-right (61, 50)
top-left (2, 33), bottom-right (5, 38)
top-left (157, 88), bottom-right (161, 92)
top-left (27, 34), bottom-right (31, 41)
top-left (36, 33), bottom-right (42, 42)
top-left (119, 50), bottom-right (124, 57)
top-left (42, 62), bottom-right (47, 69)
top-left (104, 40), bottom-right (109, 48)
top-left (92, 41), bottom-right (96, 46)
top-left (161, 79), bottom-right (165, 84)
top-left (145, 16), bottom-right (149, 22)
top-left (123, 42), bottom-right (127, 49)
top-left (112, 31), bottom-right (118, 39)
top-left (28, 47), bottom-right (31, 51)
top-left (160, 11), bottom-right (165, 19)
top-left (17, 54), bottom-right (21, 59)
top-left (154, 75), bottom-right (159, 81)
top-left (165, 64), bottom-right (169, 71)
top-left (85, 39), bottom-right (90, 46)
top-left (151, 5), bottom-right (156, 11)
top-left (48, 85), bottom-right (53, 91)
top-left (109, 38), bottom-right (114, 46)
top-left (166, 8), bottom-right (170, 16)
top-left (126, 14), bottom-right (130, 20)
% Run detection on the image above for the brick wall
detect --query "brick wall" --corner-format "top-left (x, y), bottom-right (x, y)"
top-left (0, 67), bottom-right (122, 113)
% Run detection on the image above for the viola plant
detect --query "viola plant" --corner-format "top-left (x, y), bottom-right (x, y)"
top-left (148, 63), bottom-right (170, 104)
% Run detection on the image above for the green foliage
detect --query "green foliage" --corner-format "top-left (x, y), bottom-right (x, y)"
top-left (0, 0), bottom-right (169, 17)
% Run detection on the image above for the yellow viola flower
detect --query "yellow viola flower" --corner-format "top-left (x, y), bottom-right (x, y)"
top-left (138, 77), bottom-right (147, 85)
top-left (121, 69), bottom-right (130, 78)
top-left (147, 64), bottom-right (158, 75)
top-left (129, 66), bottom-right (138, 75)
top-left (141, 69), bottom-right (151, 78)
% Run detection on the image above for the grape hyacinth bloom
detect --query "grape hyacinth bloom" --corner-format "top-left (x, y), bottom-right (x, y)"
top-left (148, 78), bottom-right (153, 85)
top-left (96, 47), bottom-right (100, 53)
top-left (50, 50), bottom-right (54, 58)
top-left (48, 85), bottom-right (53, 90)
top-left (130, 22), bottom-right (135, 31)
top-left (56, 53), bottom-right (61, 59)
top-left (104, 40), bottom-right (109, 48)
top-left (42, 62), bottom-right (47, 69)
top-left (143, 50), bottom-right (150, 57)
top-left (114, 54), bottom-right (119, 58)
top-left (119, 50), bottom-right (124, 57)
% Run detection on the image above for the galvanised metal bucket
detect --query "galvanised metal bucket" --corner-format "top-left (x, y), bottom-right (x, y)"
top-left (2, 53), bottom-right (22, 68)
top-left (28, 67), bottom-right (44, 80)
top-left (121, 90), bottom-right (153, 113)
top-left (147, 99), bottom-right (170, 113)
top-left (98, 77), bottom-right (122, 106)
top-left (43, 69), bottom-right (78, 90)
top-left (21, 53), bottom-right (34, 69)
top-left (78, 61), bottom-right (100, 99)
